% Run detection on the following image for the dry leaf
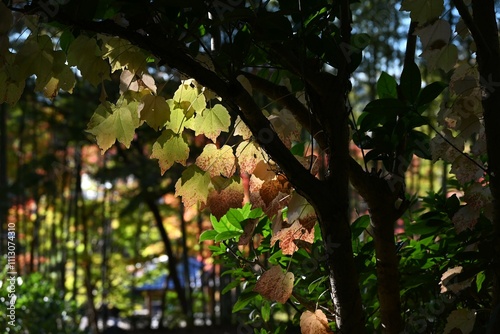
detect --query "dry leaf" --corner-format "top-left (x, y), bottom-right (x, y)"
top-left (254, 266), bottom-right (294, 303)
top-left (300, 310), bottom-right (333, 334)
top-left (440, 266), bottom-right (473, 294)
top-left (443, 309), bottom-right (476, 334)
top-left (271, 220), bottom-right (315, 255)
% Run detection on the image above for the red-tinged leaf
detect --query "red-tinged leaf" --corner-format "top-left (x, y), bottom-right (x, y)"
top-left (253, 266), bottom-right (294, 304)
top-left (450, 155), bottom-right (483, 185)
top-left (259, 179), bottom-right (284, 206)
top-left (238, 219), bottom-right (258, 245)
top-left (206, 180), bottom-right (244, 220)
top-left (175, 166), bottom-right (211, 208)
top-left (300, 310), bottom-right (333, 334)
top-left (196, 144), bottom-right (236, 178)
top-left (287, 192), bottom-right (317, 231)
top-left (236, 141), bottom-right (263, 174)
top-left (452, 205), bottom-right (480, 234)
top-left (271, 221), bottom-right (315, 255)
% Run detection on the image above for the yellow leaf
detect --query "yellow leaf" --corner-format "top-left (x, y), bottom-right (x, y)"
top-left (234, 116), bottom-right (253, 140)
top-left (150, 130), bottom-right (189, 174)
top-left (67, 35), bottom-right (111, 87)
top-left (300, 310), bottom-right (333, 334)
top-left (175, 166), bottom-right (211, 208)
top-left (193, 104), bottom-right (231, 142)
top-left (236, 141), bottom-right (264, 174)
top-left (196, 144), bottom-right (236, 178)
top-left (254, 266), bottom-right (294, 304)
top-left (173, 79), bottom-right (206, 118)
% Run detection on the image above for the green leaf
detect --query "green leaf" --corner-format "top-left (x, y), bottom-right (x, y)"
top-left (351, 215), bottom-right (370, 240)
top-left (401, 0), bottom-right (444, 23)
top-left (221, 278), bottom-right (242, 294)
top-left (150, 130), bottom-right (189, 174)
top-left (377, 72), bottom-right (398, 99)
top-left (139, 94), bottom-right (170, 130)
top-left (307, 276), bottom-right (329, 294)
top-left (192, 104), bottom-right (231, 142)
top-left (173, 80), bottom-right (206, 118)
top-left (261, 300), bottom-right (271, 322)
top-left (67, 35), bottom-right (111, 86)
top-left (175, 165), bottom-right (211, 207)
top-left (363, 98), bottom-right (408, 114)
top-left (87, 100), bottom-right (140, 153)
top-left (417, 81), bottom-right (447, 106)
top-left (400, 62), bottom-right (421, 103)
top-left (233, 291), bottom-right (259, 313)
top-left (59, 30), bottom-right (75, 53)
top-left (211, 214), bottom-right (243, 234)
top-left (215, 230), bottom-right (243, 242)
top-left (476, 271), bottom-right (485, 292)
top-left (199, 230), bottom-right (218, 242)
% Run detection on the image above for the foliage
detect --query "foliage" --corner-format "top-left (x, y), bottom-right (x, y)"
top-left (1, 0), bottom-right (500, 333)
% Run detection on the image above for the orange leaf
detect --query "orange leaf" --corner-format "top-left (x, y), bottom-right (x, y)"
top-left (300, 310), bottom-right (333, 334)
top-left (254, 266), bottom-right (294, 304)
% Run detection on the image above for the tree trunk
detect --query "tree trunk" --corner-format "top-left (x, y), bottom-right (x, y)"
top-left (470, 1), bottom-right (500, 330)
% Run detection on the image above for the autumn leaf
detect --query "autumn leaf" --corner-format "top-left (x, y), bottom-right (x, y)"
top-left (300, 310), bottom-right (333, 334)
top-left (234, 116), bottom-right (253, 140)
top-left (450, 155), bottom-right (483, 185)
top-left (452, 205), bottom-right (480, 234)
top-left (139, 94), bottom-right (170, 130)
top-left (236, 141), bottom-right (264, 174)
top-left (206, 179), bottom-right (244, 220)
top-left (196, 144), bottom-right (236, 178)
top-left (440, 266), bottom-right (474, 294)
top-left (268, 109), bottom-right (300, 148)
top-left (87, 100), bottom-right (140, 153)
top-left (192, 104), bottom-right (231, 142)
top-left (175, 165), bottom-right (211, 208)
top-left (150, 130), bottom-right (189, 174)
top-left (287, 192), bottom-right (317, 231)
top-left (443, 309), bottom-right (476, 334)
top-left (271, 220), bottom-right (315, 255)
top-left (254, 266), bottom-right (294, 304)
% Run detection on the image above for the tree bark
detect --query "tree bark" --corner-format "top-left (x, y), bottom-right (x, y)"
top-left (470, 1), bottom-right (500, 330)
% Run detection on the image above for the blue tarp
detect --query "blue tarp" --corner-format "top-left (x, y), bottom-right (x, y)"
top-left (135, 257), bottom-right (204, 291)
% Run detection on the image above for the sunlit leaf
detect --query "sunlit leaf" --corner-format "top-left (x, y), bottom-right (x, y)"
top-left (400, 0), bottom-right (444, 23)
top-left (150, 130), bottom-right (189, 174)
top-left (87, 100), bottom-right (140, 153)
top-left (139, 94), bottom-right (170, 130)
top-left (196, 144), bottom-right (236, 178)
top-left (192, 104), bottom-right (231, 142)
top-left (175, 165), bottom-right (211, 208)
top-left (67, 35), bottom-right (111, 86)
top-left (300, 310), bottom-right (333, 334)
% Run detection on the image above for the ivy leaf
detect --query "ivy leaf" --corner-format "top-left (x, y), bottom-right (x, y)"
top-left (175, 165), bottom-right (211, 208)
top-left (196, 144), bottom-right (236, 178)
top-left (139, 94), bottom-right (170, 130)
top-left (400, 0), bottom-right (444, 24)
top-left (443, 309), bottom-right (476, 334)
top-left (150, 130), bottom-right (189, 174)
top-left (87, 100), bottom-right (140, 153)
top-left (300, 310), bottom-right (333, 334)
top-left (173, 79), bottom-right (206, 118)
top-left (253, 266), bottom-right (294, 304)
top-left (67, 35), bottom-right (111, 86)
top-left (193, 104), bottom-right (231, 142)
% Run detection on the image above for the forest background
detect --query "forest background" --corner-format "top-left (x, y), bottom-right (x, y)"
top-left (1, 0), bottom-right (500, 333)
